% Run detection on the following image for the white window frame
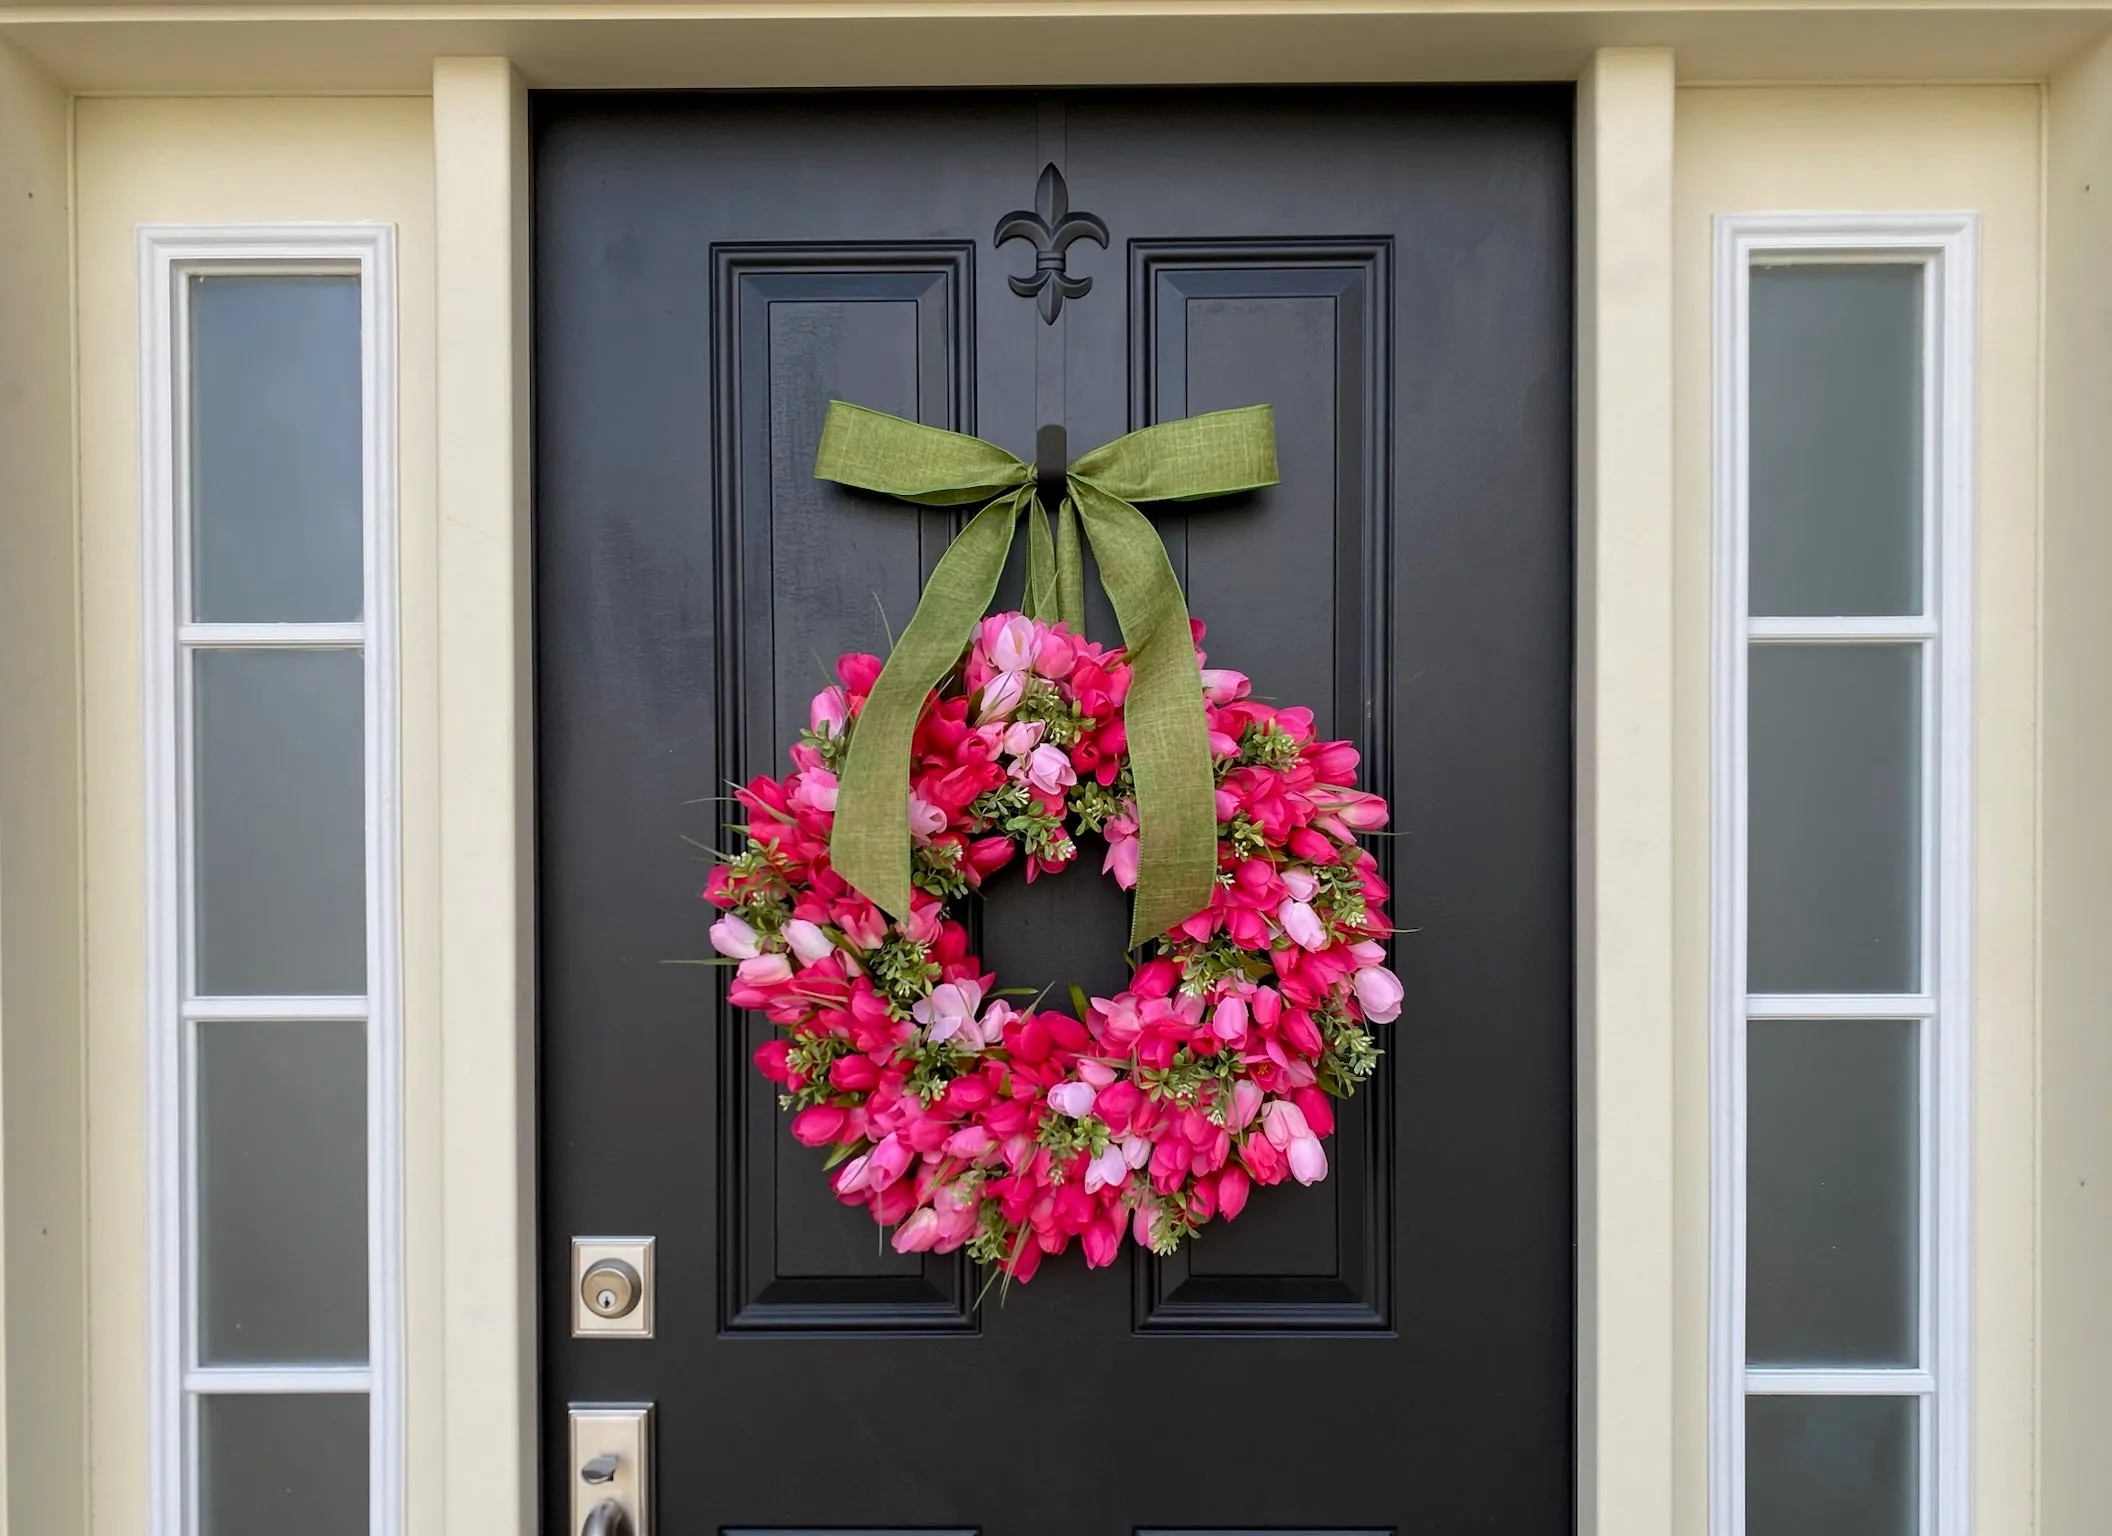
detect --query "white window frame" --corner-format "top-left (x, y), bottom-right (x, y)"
top-left (1709, 211), bottom-right (1976, 1536)
top-left (140, 224), bottom-right (401, 1536)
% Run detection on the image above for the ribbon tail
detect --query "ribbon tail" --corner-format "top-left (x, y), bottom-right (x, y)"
top-left (830, 488), bottom-right (1027, 919)
top-left (1021, 492), bottom-right (1059, 624)
top-left (1054, 495), bottom-right (1086, 635)
top-left (1067, 480), bottom-right (1219, 946)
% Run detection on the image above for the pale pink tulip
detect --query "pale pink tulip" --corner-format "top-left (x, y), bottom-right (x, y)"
top-left (791, 769), bottom-right (838, 816)
top-left (1083, 1143), bottom-right (1129, 1194)
top-left (736, 952), bottom-right (793, 986)
top-left (1277, 897), bottom-right (1328, 952)
top-left (913, 980), bottom-right (987, 1046)
top-left (1352, 964), bottom-right (1405, 1023)
top-left (1001, 719), bottom-right (1047, 757)
top-left (1280, 866), bottom-right (1319, 902)
top-left (976, 669), bottom-right (1027, 723)
top-left (1230, 1080), bottom-right (1264, 1131)
top-left (1211, 994), bottom-right (1250, 1047)
top-left (907, 793), bottom-right (948, 844)
top-left (782, 918), bottom-right (834, 967)
top-left (809, 685), bottom-right (849, 738)
top-left (709, 913), bottom-right (760, 959)
top-left (1262, 1098), bottom-right (1312, 1149)
top-left (1047, 1080), bottom-right (1098, 1118)
top-left (1024, 743), bottom-right (1077, 796)
top-left (1198, 668), bottom-right (1251, 704)
top-left (990, 614), bottom-right (1041, 673)
top-left (1286, 1134), bottom-right (1328, 1186)
top-left (891, 1207), bottom-right (942, 1253)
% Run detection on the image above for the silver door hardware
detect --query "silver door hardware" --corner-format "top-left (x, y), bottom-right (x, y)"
top-left (571, 1403), bottom-right (651, 1536)
top-left (572, 1237), bottom-right (654, 1338)
top-left (582, 1257), bottom-right (641, 1319)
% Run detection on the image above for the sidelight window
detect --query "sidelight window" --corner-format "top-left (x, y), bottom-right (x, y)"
top-left (141, 228), bottom-right (400, 1536)
top-left (1711, 215), bottom-right (1975, 1536)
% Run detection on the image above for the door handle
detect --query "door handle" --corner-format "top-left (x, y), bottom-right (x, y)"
top-left (570, 1404), bottom-right (652, 1536)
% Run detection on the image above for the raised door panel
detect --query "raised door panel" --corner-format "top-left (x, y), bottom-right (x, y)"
top-left (1130, 244), bottom-right (1393, 1330)
top-left (716, 248), bottom-right (977, 1329)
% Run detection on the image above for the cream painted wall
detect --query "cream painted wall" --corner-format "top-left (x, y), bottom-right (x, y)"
top-left (0, 34), bottom-right (87, 1536)
top-left (73, 97), bottom-right (440, 1536)
top-left (1673, 85), bottom-right (2045, 1534)
top-left (2041, 40), bottom-right (2112, 1536)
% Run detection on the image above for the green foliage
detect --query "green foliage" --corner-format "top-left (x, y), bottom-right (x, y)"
top-left (967, 781), bottom-right (1075, 867)
top-left (1035, 1110), bottom-right (1111, 1175)
top-left (1175, 930), bottom-right (1270, 997)
top-left (911, 838), bottom-right (972, 901)
top-left (869, 934), bottom-right (938, 1010)
top-left (1317, 1005), bottom-right (1383, 1098)
top-left (1223, 812), bottom-right (1269, 861)
top-left (1238, 717), bottom-right (1306, 772)
top-left (1135, 1046), bottom-right (1237, 1113)
top-left (777, 1031), bottom-right (855, 1112)
top-left (1067, 773), bottom-right (1130, 834)
top-left (1008, 681), bottom-right (1089, 747)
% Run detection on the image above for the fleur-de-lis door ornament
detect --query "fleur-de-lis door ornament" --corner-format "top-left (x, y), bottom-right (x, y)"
top-left (993, 163), bottom-right (1110, 324)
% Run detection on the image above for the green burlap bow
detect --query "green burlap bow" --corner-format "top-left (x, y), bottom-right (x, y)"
top-left (813, 400), bottom-right (1279, 947)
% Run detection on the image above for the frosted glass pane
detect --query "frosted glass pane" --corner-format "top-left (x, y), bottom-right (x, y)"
top-left (1748, 644), bottom-right (1921, 994)
top-left (198, 1020), bottom-right (367, 1365)
top-left (194, 649), bottom-right (365, 996)
top-left (189, 276), bottom-right (363, 623)
top-left (1747, 1395), bottom-right (1917, 1536)
top-left (1750, 264), bottom-right (1923, 617)
top-left (1748, 1020), bottom-right (1919, 1366)
top-left (200, 1393), bottom-right (367, 1536)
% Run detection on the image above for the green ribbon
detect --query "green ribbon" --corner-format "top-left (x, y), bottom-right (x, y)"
top-left (813, 400), bottom-right (1279, 947)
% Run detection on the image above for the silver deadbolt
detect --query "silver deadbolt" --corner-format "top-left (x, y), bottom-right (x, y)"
top-left (582, 1258), bottom-right (641, 1319)
top-left (572, 1238), bottom-right (654, 1338)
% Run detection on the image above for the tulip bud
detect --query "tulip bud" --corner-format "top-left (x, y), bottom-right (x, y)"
top-left (709, 913), bottom-right (761, 960)
top-left (781, 918), bottom-right (834, 967)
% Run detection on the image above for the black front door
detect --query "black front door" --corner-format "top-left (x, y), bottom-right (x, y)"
top-left (535, 89), bottom-right (1573, 1536)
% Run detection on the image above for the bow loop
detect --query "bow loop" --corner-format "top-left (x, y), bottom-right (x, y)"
top-left (813, 399), bottom-right (1278, 947)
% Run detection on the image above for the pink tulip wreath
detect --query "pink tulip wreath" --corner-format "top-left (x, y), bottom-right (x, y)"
top-left (706, 611), bottom-right (1400, 1282)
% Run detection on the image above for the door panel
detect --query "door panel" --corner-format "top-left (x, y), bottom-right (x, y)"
top-left (536, 89), bottom-right (1572, 1536)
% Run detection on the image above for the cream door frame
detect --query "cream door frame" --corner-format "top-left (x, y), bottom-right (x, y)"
top-left (28, 12), bottom-right (2105, 1534)
top-left (421, 48), bottom-right (1679, 1536)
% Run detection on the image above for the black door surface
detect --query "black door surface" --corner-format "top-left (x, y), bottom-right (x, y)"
top-left (536, 89), bottom-right (1573, 1536)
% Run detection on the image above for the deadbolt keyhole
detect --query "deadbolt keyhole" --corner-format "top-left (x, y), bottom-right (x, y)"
top-left (580, 1257), bottom-right (641, 1319)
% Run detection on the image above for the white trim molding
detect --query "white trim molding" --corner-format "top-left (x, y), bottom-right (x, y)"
top-left (1709, 210), bottom-right (1976, 1536)
top-left (139, 221), bottom-right (402, 1536)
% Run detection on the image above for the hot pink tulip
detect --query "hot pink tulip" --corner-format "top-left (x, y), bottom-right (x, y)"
top-left (790, 1105), bottom-right (848, 1147)
top-left (1080, 1218), bottom-right (1122, 1269)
